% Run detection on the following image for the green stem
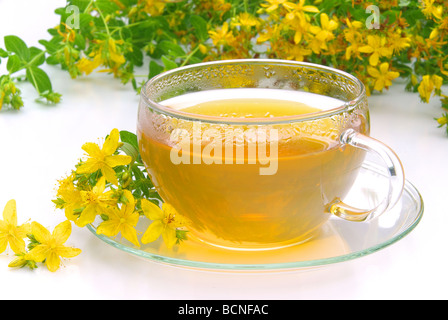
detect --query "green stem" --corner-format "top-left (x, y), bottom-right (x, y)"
top-left (21, 51), bottom-right (46, 70)
top-left (84, 0), bottom-right (95, 14)
top-left (96, 6), bottom-right (110, 36)
top-left (180, 45), bottom-right (200, 67)
top-left (26, 67), bottom-right (41, 96)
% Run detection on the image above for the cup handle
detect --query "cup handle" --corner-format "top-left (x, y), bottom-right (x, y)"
top-left (328, 129), bottom-right (405, 222)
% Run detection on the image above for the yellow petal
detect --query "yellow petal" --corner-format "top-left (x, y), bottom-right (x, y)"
top-left (81, 142), bottom-right (102, 158)
top-left (162, 228), bottom-right (177, 249)
top-left (97, 219), bottom-right (121, 237)
top-left (432, 75), bottom-right (443, 90)
top-left (56, 246), bottom-right (82, 258)
top-left (0, 235), bottom-right (8, 253)
top-left (303, 5), bottom-right (319, 13)
top-left (374, 78), bottom-right (385, 92)
top-left (126, 211), bottom-right (140, 227)
top-left (101, 165), bottom-right (118, 186)
top-left (141, 220), bottom-right (164, 244)
top-left (31, 222), bottom-right (52, 244)
top-left (122, 190), bottom-right (135, 213)
top-left (369, 52), bottom-right (379, 66)
top-left (141, 199), bottom-right (164, 220)
top-left (309, 25), bottom-right (321, 35)
top-left (379, 62), bottom-right (390, 74)
top-left (320, 13), bottom-right (329, 27)
top-left (76, 57), bottom-right (101, 75)
top-left (76, 204), bottom-right (98, 227)
top-left (0, 220), bottom-right (6, 233)
top-left (52, 220), bottom-right (72, 245)
top-left (388, 71), bottom-right (400, 81)
top-left (8, 236), bottom-right (26, 254)
top-left (328, 20), bottom-right (338, 31)
top-left (109, 51), bottom-right (126, 65)
top-left (102, 128), bottom-right (120, 156)
top-left (358, 45), bottom-right (374, 53)
top-left (121, 224), bottom-right (140, 247)
top-left (104, 155), bottom-right (132, 168)
top-left (45, 251), bottom-right (61, 272)
top-left (76, 159), bottom-right (101, 174)
top-left (25, 244), bottom-right (50, 262)
top-left (2, 199), bottom-right (17, 226)
top-left (294, 31), bottom-right (302, 44)
top-left (93, 176), bottom-right (107, 195)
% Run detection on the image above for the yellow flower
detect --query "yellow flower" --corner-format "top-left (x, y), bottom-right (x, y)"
top-left (420, 0), bottom-right (443, 20)
top-left (343, 19), bottom-right (365, 60)
top-left (209, 22), bottom-right (236, 47)
top-left (437, 115), bottom-right (448, 126)
top-left (387, 30), bottom-right (411, 54)
top-left (285, 44), bottom-right (312, 61)
top-left (232, 12), bottom-right (261, 28)
top-left (76, 55), bottom-right (102, 75)
top-left (283, 0), bottom-right (319, 15)
top-left (367, 62), bottom-right (400, 92)
top-left (77, 177), bottom-right (116, 227)
top-left (261, 0), bottom-right (287, 12)
top-left (24, 220), bottom-right (81, 272)
top-left (285, 12), bottom-right (311, 44)
top-left (141, 200), bottom-right (190, 249)
top-left (418, 75), bottom-right (444, 103)
top-left (257, 24), bottom-right (281, 44)
top-left (139, 0), bottom-right (166, 16)
top-left (359, 35), bottom-right (393, 66)
top-left (77, 39), bottom-right (126, 76)
top-left (54, 174), bottom-right (83, 221)
top-left (56, 23), bottom-right (76, 43)
top-left (0, 200), bottom-right (30, 254)
top-left (96, 190), bottom-right (140, 247)
top-left (309, 13), bottom-right (338, 42)
top-left (77, 128), bottom-right (132, 186)
top-left (343, 18), bottom-right (363, 43)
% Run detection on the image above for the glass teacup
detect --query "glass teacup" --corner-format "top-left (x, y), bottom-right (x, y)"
top-left (137, 59), bottom-right (404, 251)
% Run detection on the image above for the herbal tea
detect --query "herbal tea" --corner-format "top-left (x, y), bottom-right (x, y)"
top-left (137, 89), bottom-right (367, 250)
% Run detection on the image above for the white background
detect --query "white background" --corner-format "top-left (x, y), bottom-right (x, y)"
top-left (0, 0), bottom-right (447, 300)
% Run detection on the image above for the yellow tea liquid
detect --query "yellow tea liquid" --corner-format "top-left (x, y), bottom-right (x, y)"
top-left (138, 89), bottom-right (367, 250)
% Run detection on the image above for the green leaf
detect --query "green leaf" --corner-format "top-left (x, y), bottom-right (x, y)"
top-left (158, 40), bottom-right (186, 57)
top-left (190, 15), bottom-right (208, 41)
top-left (120, 142), bottom-right (139, 162)
top-left (161, 55), bottom-right (178, 71)
top-left (125, 45), bottom-right (144, 67)
top-left (6, 55), bottom-right (22, 73)
top-left (68, 0), bottom-right (91, 12)
top-left (29, 47), bottom-right (46, 67)
top-left (4, 35), bottom-right (30, 61)
top-left (26, 66), bottom-right (52, 94)
top-left (0, 48), bottom-right (8, 58)
top-left (79, 13), bottom-right (94, 28)
top-left (95, 0), bottom-right (120, 14)
top-left (74, 33), bottom-right (86, 50)
top-left (38, 38), bottom-right (63, 54)
top-left (120, 130), bottom-right (139, 150)
top-left (149, 60), bottom-right (164, 78)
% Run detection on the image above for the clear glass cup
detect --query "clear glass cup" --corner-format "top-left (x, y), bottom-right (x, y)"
top-left (137, 59), bottom-right (404, 251)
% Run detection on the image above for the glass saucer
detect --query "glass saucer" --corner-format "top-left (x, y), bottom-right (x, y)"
top-left (87, 161), bottom-right (423, 272)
